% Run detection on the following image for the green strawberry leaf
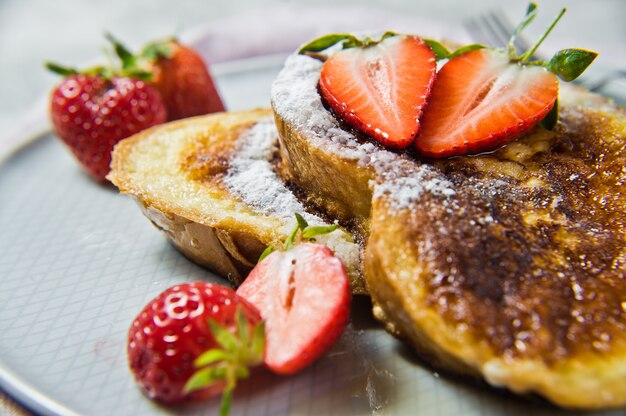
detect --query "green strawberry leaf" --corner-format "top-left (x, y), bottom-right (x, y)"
top-left (258, 246), bottom-right (275, 263)
top-left (251, 321), bottom-right (265, 360)
top-left (142, 40), bottom-right (175, 60)
top-left (209, 320), bottom-right (239, 352)
top-left (123, 69), bottom-right (153, 81)
top-left (235, 308), bottom-right (249, 346)
top-left (423, 39), bottom-right (450, 60)
top-left (448, 43), bottom-right (487, 59)
top-left (298, 33), bottom-right (361, 54)
top-left (295, 212), bottom-right (309, 230)
top-left (194, 349), bottom-right (231, 367)
top-left (548, 48), bottom-right (597, 81)
top-left (540, 98), bottom-right (559, 130)
top-left (45, 62), bottom-right (79, 76)
top-left (301, 224), bottom-right (337, 239)
top-left (361, 31), bottom-right (397, 47)
top-left (235, 365), bottom-right (250, 379)
top-left (183, 365), bottom-right (227, 394)
top-left (104, 32), bottom-right (136, 69)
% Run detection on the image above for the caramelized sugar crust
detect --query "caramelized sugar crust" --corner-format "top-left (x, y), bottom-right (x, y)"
top-left (403, 99), bottom-right (626, 362)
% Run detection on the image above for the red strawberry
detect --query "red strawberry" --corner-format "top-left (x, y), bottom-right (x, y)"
top-left (237, 243), bottom-right (351, 375)
top-left (318, 34), bottom-right (436, 148)
top-left (415, 48), bottom-right (558, 157)
top-left (50, 75), bottom-right (166, 181)
top-left (150, 42), bottom-right (226, 121)
top-left (127, 282), bottom-right (264, 411)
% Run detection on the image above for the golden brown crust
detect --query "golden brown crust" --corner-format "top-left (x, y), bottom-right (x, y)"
top-left (274, 70), bottom-right (626, 408)
top-left (274, 113), bottom-right (375, 234)
top-left (109, 109), bottom-right (366, 293)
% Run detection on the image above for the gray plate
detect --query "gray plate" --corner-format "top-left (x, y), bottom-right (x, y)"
top-left (0, 54), bottom-right (623, 416)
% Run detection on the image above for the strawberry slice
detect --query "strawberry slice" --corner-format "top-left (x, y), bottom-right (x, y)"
top-left (319, 35), bottom-right (436, 149)
top-left (236, 243), bottom-right (351, 375)
top-left (415, 48), bottom-right (558, 158)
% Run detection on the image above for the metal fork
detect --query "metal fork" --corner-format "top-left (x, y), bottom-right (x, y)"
top-left (464, 10), bottom-right (626, 92)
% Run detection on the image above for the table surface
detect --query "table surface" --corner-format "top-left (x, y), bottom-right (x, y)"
top-left (1, 0), bottom-right (624, 414)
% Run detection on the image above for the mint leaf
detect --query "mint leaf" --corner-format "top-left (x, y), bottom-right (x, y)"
top-left (298, 33), bottom-right (361, 54)
top-left (548, 48), bottom-right (597, 81)
top-left (423, 39), bottom-right (450, 60)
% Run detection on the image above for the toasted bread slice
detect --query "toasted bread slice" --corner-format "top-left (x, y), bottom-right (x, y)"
top-left (272, 53), bottom-right (626, 408)
top-left (108, 109), bottom-right (365, 293)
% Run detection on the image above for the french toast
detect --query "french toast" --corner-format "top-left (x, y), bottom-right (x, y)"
top-left (272, 53), bottom-right (626, 408)
top-left (108, 109), bottom-right (365, 293)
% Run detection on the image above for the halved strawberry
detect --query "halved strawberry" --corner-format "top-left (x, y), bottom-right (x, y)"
top-left (236, 242), bottom-right (351, 375)
top-left (318, 35), bottom-right (436, 149)
top-left (414, 4), bottom-right (597, 158)
top-left (415, 48), bottom-right (558, 158)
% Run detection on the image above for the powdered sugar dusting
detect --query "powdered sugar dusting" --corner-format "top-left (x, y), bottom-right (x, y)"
top-left (223, 117), bottom-right (322, 226)
top-left (375, 163), bottom-right (457, 209)
top-left (271, 54), bottom-right (401, 167)
top-left (271, 53), bottom-right (458, 210)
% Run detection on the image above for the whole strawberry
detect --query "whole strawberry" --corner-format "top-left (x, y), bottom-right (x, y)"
top-left (49, 74), bottom-right (166, 181)
top-left (149, 42), bottom-right (226, 120)
top-left (128, 282), bottom-right (264, 414)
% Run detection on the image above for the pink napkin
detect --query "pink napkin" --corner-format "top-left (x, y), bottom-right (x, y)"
top-left (182, 5), bottom-right (469, 63)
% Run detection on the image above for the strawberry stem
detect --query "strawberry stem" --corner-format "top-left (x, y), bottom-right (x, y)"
top-left (219, 389), bottom-right (233, 416)
top-left (519, 7), bottom-right (566, 63)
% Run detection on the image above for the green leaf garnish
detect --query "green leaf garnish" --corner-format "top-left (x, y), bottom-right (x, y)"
top-left (423, 39), bottom-right (450, 60)
top-left (104, 32), bottom-right (135, 69)
top-left (209, 320), bottom-right (239, 352)
top-left (448, 44), bottom-right (487, 60)
top-left (301, 224), bottom-right (337, 239)
top-left (548, 48), bottom-right (597, 81)
top-left (540, 98), bottom-right (559, 131)
top-left (184, 306), bottom-right (265, 416)
top-left (141, 40), bottom-right (175, 60)
top-left (298, 33), bottom-right (361, 54)
top-left (183, 365), bottom-right (227, 393)
top-left (194, 349), bottom-right (231, 367)
top-left (45, 62), bottom-right (79, 76)
top-left (251, 322), bottom-right (265, 359)
top-left (235, 308), bottom-right (249, 346)
top-left (283, 220), bottom-right (301, 250)
top-left (295, 212), bottom-right (309, 231)
top-left (258, 246), bottom-right (275, 263)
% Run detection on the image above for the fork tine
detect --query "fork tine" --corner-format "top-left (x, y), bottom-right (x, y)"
top-left (489, 11), bottom-right (535, 54)
top-left (464, 13), bottom-right (509, 49)
top-left (481, 12), bottom-right (510, 48)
